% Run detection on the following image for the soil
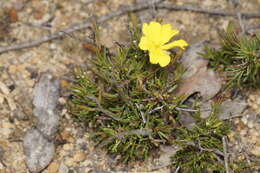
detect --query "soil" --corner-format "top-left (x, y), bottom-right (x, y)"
top-left (0, 0), bottom-right (259, 172)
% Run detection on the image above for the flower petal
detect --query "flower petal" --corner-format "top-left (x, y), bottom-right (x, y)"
top-left (149, 49), bottom-right (171, 67)
top-left (162, 39), bottom-right (188, 50)
top-left (160, 24), bottom-right (179, 44)
top-left (158, 52), bottom-right (171, 67)
top-left (139, 36), bottom-right (150, 50)
top-left (149, 50), bottom-right (159, 64)
top-left (146, 21), bottom-right (161, 42)
top-left (142, 23), bottom-right (149, 36)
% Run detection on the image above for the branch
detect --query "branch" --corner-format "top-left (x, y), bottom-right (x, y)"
top-left (222, 136), bottom-right (230, 173)
top-left (86, 95), bottom-right (122, 121)
top-left (1, 1), bottom-right (260, 54)
top-left (0, 0), bottom-right (163, 54)
top-left (98, 129), bottom-right (153, 148)
top-left (157, 4), bottom-right (260, 18)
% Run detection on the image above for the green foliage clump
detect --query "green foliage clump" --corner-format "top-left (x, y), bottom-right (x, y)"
top-left (68, 22), bottom-right (234, 172)
top-left (171, 108), bottom-right (230, 173)
top-left (203, 24), bottom-right (260, 89)
top-left (69, 26), bottom-right (185, 162)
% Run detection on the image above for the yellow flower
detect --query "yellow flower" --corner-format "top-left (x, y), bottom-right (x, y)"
top-left (139, 21), bottom-right (188, 67)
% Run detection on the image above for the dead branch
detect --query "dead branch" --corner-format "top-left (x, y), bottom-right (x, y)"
top-left (157, 4), bottom-right (260, 18)
top-left (1, 1), bottom-right (260, 54)
top-left (86, 95), bottom-right (122, 121)
top-left (0, 0), bottom-right (163, 54)
top-left (222, 136), bottom-right (230, 173)
top-left (98, 129), bottom-right (153, 148)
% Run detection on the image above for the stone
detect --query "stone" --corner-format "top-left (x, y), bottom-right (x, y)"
top-left (60, 130), bottom-right (74, 143)
top-left (179, 112), bottom-right (196, 129)
top-left (251, 146), bottom-right (260, 157)
top-left (63, 144), bottom-right (74, 151)
top-left (73, 151), bottom-right (86, 162)
top-left (58, 162), bottom-right (69, 173)
top-left (48, 161), bottom-right (60, 173)
top-left (36, 109), bottom-right (60, 138)
top-left (218, 97), bottom-right (247, 120)
top-left (200, 97), bottom-right (247, 119)
top-left (23, 72), bottom-right (60, 172)
top-left (23, 129), bottom-right (55, 173)
top-left (32, 72), bottom-right (59, 119)
top-left (65, 158), bottom-right (75, 167)
top-left (2, 121), bottom-right (14, 129)
top-left (32, 72), bottom-right (60, 138)
top-left (156, 145), bottom-right (179, 170)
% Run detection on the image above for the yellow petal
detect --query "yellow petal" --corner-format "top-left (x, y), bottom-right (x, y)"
top-left (146, 21), bottom-right (161, 42)
top-left (139, 36), bottom-right (150, 50)
top-left (158, 52), bottom-right (171, 67)
top-left (149, 49), bottom-right (171, 67)
top-left (142, 23), bottom-right (149, 36)
top-left (162, 39), bottom-right (188, 50)
top-left (160, 24), bottom-right (179, 44)
top-left (149, 50), bottom-right (159, 64)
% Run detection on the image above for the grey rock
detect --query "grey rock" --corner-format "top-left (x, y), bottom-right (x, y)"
top-left (23, 72), bottom-right (60, 173)
top-left (200, 101), bottom-right (213, 119)
top-left (200, 97), bottom-right (247, 119)
top-left (153, 145), bottom-right (179, 172)
top-left (58, 162), bottom-right (69, 173)
top-left (33, 72), bottom-right (60, 137)
top-left (36, 108), bottom-right (59, 138)
top-left (218, 97), bottom-right (247, 120)
top-left (33, 72), bottom-right (60, 118)
top-left (179, 111), bottom-right (196, 129)
top-left (23, 129), bottom-right (55, 173)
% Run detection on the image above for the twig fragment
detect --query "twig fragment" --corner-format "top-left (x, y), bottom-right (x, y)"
top-left (86, 95), bottom-right (122, 121)
top-left (175, 107), bottom-right (198, 112)
top-left (149, 105), bottom-right (165, 114)
top-left (98, 129), bottom-right (152, 147)
top-left (157, 4), bottom-right (260, 18)
top-left (0, 0), bottom-right (163, 54)
top-left (231, 0), bottom-right (245, 34)
top-left (222, 136), bottom-right (230, 173)
top-left (1, 1), bottom-right (259, 54)
top-left (174, 166), bottom-right (180, 173)
top-left (135, 103), bottom-right (146, 123)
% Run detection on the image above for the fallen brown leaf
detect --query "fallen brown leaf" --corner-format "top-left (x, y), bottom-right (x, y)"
top-left (177, 42), bottom-right (222, 101)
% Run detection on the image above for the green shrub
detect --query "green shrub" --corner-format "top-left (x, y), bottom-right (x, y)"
top-left (203, 24), bottom-right (260, 89)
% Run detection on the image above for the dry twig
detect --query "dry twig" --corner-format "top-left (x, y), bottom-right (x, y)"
top-left (1, 1), bottom-right (260, 54)
top-left (174, 166), bottom-right (180, 173)
top-left (0, 0), bottom-right (163, 54)
top-left (98, 129), bottom-right (153, 148)
top-left (222, 136), bottom-right (230, 173)
top-left (157, 4), bottom-right (260, 18)
top-left (86, 95), bottom-right (122, 121)
top-left (230, 1), bottom-right (245, 34)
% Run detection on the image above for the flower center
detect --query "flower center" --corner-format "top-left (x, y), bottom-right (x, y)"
top-left (154, 43), bottom-right (162, 49)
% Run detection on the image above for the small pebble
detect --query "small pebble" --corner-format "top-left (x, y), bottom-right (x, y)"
top-left (247, 121), bottom-right (254, 128)
top-left (58, 97), bottom-right (66, 105)
top-left (65, 158), bottom-right (75, 167)
top-left (47, 161), bottom-right (60, 173)
top-left (50, 43), bottom-right (57, 50)
top-left (251, 146), bottom-right (260, 157)
top-left (63, 144), bottom-right (74, 151)
top-left (240, 129), bottom-right (247, 136)
top-left (73, 151), bottom-right (86, 162)
top-left (241, 116), bottom-right (248, 125)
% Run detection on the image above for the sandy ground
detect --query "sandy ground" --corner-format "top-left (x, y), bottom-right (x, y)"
top-left (0, 0), bottom-right (259, 172)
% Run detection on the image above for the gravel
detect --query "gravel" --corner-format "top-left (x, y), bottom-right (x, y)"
top-left (0, 0), bottom-right (259, 172)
